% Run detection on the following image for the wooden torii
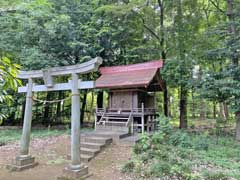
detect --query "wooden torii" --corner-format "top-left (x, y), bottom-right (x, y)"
top-left (10, 57), bottom-right (103, 179)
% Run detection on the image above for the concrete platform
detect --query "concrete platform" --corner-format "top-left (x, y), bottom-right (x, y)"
top-left (117, 133), bottom-right (141, 146)
top-left (81, 130), bottom-right (130, 144)
top-left (58, 165), bottom-right (91, 180)
top-left (7, 155), bottom-right (38, 171)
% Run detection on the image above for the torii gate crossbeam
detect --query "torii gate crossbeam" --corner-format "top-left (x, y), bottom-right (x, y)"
top-left (9, 57), bottom-right (103, 179)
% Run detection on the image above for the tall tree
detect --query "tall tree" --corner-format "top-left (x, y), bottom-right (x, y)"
top-left (226, 0), bottom-right (240, 140)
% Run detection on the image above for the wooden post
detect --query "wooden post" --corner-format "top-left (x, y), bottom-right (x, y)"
top-left (20, 78), bottom-right (33, 156)
top-left (94, 112), bottom-right (97, 130)
top-left (151, 116), bottom-right (154, 131)
top-left (147, 116), bottom-right (150, 132)
top-left (70, 73), bottom-right (81, 168)
top-left (131, 118), bottom-right (134, 134)
top-left (141, 103), bottom-right (144, 134)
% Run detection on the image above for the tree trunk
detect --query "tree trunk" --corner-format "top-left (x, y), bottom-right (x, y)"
top-left (97, 91), bottom-right (103, 108)
top-left (236, 112), bottom-right (240, 141)
top-left (191, 90), bottom-right (196, 118)
top-left (227, 0), bottom-right (240, 140)
top-left (88, 91), bottom-right (94, 121)
top-left (213, 101), bottom-right (216, 119)
top-left (80, 90), bottom-right (87, 125)
top-left (168, 95), bottom-right (172, 117)
top-left (179, 86), bottom-right (188, 129)
top-left (158, 0), bottom-right (168, 117)
top-left (43, 92), bottom-right (51, 125)
top-left (21, 99), bottom-right (26, 126)
top-left (223, 102), bottom-right (229, 119)
top-left (219, 103), bottom-right (226, 120)
top-left (9, 110), bottom-right (16, 125)
top-left (176, 0), bottom-right (187, 129)
top-left (56, 91), bottom-right (63, 123)
top-left (199, 100), bottom-right (206, 120)
top-left (163, 88), bottom-right (168, 116)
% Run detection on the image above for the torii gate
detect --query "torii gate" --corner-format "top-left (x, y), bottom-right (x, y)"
top-left (10, 57), bottom-right (103, 179)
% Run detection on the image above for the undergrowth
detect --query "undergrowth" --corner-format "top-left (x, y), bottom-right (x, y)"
top-left (122, 115), bottom-right (240, 180)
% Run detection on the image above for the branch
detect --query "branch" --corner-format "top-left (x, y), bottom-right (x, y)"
top-left (0, 8), bottom-right (16, 15)
top-left (209, 0), bottom-right (225, 14)
top-left (133, 10), bottom-right (160, 42)
top-left (143, 23), bottom-right (161, 42)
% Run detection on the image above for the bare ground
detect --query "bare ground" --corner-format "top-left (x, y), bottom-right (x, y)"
top-left (0, 135), bottom-right (137, 180)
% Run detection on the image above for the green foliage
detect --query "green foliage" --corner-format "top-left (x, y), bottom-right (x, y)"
top-left (0, 0), bottom-right (239, 131)
top-left (200, 1), bottom-right (240, 114)
top-left (124, 116), bottom-right (240, 179)
top-left (158, 114), bottom-right (173, 135)
top-left (121, 160), bottom-right (135, 173)
top-left (193, 134), bottom-right (209, 151)
top-left (133, 133), bottom-right (151, 154)
top-left (168, 130), bottom-right (192, 148)
top-left (0, 57), bottom-right (21, 124)
top-left (202, 171), bottom-right (229, 180)
top-left (0, 57), bottom-right (21, 90)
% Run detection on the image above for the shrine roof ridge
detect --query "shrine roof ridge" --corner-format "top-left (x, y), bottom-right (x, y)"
top-left (99, 59), bottom-right (163, 74)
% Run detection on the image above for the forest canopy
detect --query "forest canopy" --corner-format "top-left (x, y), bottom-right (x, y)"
top-left (0, 0), bottom-right (240, 140)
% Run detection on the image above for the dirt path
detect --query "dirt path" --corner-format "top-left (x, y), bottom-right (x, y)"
top-left (0, 135), bottom-right (136, 180)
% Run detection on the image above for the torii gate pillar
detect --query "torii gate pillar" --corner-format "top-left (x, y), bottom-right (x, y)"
top-left (9, 78), bottom-right (38, 171)
top-left (7, 57), bottom-right (102, 179)
top-left (61, 73), bottom-right (90, 178)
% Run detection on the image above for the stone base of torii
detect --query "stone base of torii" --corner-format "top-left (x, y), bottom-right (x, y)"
top-left (6, 57), bottom-right (103, 179)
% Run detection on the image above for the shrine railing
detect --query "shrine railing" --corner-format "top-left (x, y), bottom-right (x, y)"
top-left (95, 107), bottom-right (156, 115)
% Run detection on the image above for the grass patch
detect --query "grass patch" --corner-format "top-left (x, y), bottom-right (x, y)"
top-left (0, 129), bottom-right (68, 145)
top-left (47, 156), bottom-right (67, 165)
top-left (122, 116), bottom-right (240, 179)
top-left (0, 127), bottom-right (93, 145)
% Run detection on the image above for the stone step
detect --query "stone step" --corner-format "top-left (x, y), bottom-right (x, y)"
top-left (117, 132), bottom-right (131, 139)
top-left (81, 142), bottom-right (105, 149)
top-left (105, 113), bottom-right (130, 117)
top-left (80, 154), bottom-right (93, 163)
top-left (102, 117), bottom-right (129, 120)
top-left (87, 132), bottom-right (112, 138)
top-left (85, 136), bottom-right (112, 144)
top-left (96, 125), bottom-right (130, 132)
top-left (86, 130), bottom-right (131, 144)
top-left (67, 133), bottom-right (114, 163)
top-left (80, 147), bottom-right (100, 156)
top-left (90, 131), bottom-right (130, 139)
top-left (67, 154), bottom-right (93, 163)
top-left (104, 122), bottom-right (127, 126)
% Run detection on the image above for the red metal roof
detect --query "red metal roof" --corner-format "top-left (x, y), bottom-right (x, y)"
top-left (96, 60), bottom-right (163, 89)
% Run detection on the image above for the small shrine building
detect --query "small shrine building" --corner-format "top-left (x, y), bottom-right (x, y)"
top-left (95, 60), bottom-right (165, 133)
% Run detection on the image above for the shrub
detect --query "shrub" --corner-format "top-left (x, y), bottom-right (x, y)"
top-left (168, 130), bottom-right (193, 148)
top-left (157, 114), bottom-right (173, 136)
top-left (124, 115), bottom-right (239, 179)
top-left (121, 161), bottom-right (135, 173)
top-left (133, 133), bottom-right (151, 154)
top-left (203, 171), bottom-right (229, 180)
top-left (149, 161), bottom-right (171, 177)
top-left (194, 135), bottom-right (209, 151)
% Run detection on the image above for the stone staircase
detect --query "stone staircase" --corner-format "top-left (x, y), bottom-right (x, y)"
top-left (78, 130), bottom-right (129, 163)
